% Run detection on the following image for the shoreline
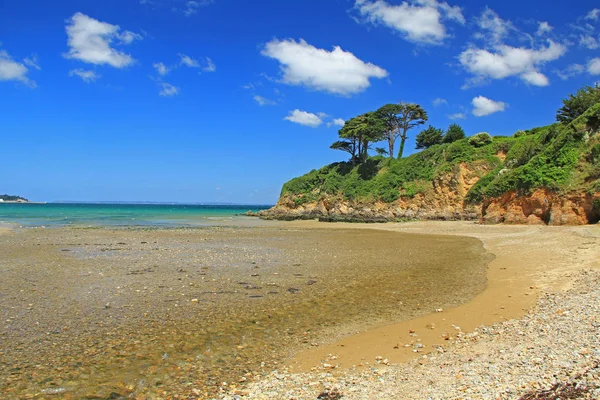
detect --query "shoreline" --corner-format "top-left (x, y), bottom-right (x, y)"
top-left (217, 220), bottom-right (600, 399)
top-left (285, 221), bottom-right (600, 371)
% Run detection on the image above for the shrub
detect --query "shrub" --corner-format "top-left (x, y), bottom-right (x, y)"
top-left (468, 132), bottom-right (493, 147)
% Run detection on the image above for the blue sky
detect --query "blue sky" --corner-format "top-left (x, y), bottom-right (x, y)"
top-left (1, 0), bottom-right (599, 204)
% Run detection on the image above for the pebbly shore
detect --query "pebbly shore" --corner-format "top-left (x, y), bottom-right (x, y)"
top-left (219, 270), bottom-right (600, 399)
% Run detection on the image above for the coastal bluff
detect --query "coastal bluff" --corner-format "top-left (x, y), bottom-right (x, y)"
top-left (255, 104), bottom-right (600, 226)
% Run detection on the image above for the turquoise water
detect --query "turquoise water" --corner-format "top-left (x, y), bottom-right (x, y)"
top-left (0, 203), bottom-right (271, 227)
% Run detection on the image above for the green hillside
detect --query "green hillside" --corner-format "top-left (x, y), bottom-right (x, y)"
top-left (280, 100), bottom-right (600, 209)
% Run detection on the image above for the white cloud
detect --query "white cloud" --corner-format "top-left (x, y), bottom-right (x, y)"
top-left (354, 0), bottom-right (464, 45)
top-left (459, 40), bottom-right (566, 87)
top-left (447, 112), bottom-right (466, 120)
top-left (253, 95), bottom-right (276, 106)
top-left (536, 21), bottom-right (553, 36)
top-left (179, 53), bottom-right (200, 68)
top-left (472, 96), bottom-right (506, 117)
top-left (178, 54), bottom-right (215, 72)
top-left (64, 12), bottom-right (140, 68)
top-left (23, 55), bottom-right (41, 70)
top-left (556, 64), bottom-right (585, 80)
top-left (579, 35), bottom-right (599, 49)
top-left (159, 82), bottom-right (180, 96)
top-left (433, 97), bottom-right (447, 106)
top-left (262, 38), bottom-right (388, 96)
top-left (475, 7), bottom-right (515, 45)
top-left (203, 57), bottom-right (216, 72)
top-left (585, 9), bottom-right (600, 21)
top-left (327, 118), bottom-right (346, 128)
top-left (0, 50), bottom-right (35, 87)
top-left (284, 109), bottom-right (323, 128)
top-left (69, 68), bottom-right (100, 82)
top-left (153, 62), bottom-right (169, 76)
top-left (589, 58), bottom-right (600, 75)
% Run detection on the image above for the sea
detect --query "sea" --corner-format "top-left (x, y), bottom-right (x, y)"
top-left (0, 202), bottom-right (272, 228)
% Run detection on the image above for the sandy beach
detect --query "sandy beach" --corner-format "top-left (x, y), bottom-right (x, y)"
top-left (220, 221), bottom-right (600, 399)
top-left (0, 223), bottom-right (487, 399)
top-left (1, 221), bottom-right (599, 399)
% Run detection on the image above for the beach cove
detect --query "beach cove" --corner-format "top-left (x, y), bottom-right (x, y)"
top-left (0, 222), bottom-right (489, 399)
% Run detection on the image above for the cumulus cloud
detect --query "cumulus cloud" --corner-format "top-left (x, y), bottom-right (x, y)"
top-left (536, 21), bottom-right (553, 36)
top-left (589, 58), bottom-right (600, 75)
top-left (327, 118), bottom-right (346, 128)
top-left (472, 96), bottom-right (506, 117)
top-left (69, 69), bottom-right (100, 82)
top-left (475, 7), bottom-right (515, 45)
top-left (179, 53), bottom-right (199, 68)
top-left (448, 112), bottom-right (466, 120)
top-left (459, 40), bottom-right (566, 87)
top-left (433, 97), bottom-right (447, 106)
top-left (64, 12), bottom-right (141, 68)
top-left (284, 109), bottom-right (323, 128)
top-left (153, 62), bottom-right (170, 76)
top-left (262, 38), bottom-right (388, 96)
top-left (253, 95), bottom-right (276, 106)
top-left (0, 50), bottom-right (36, 87)
top-left (579, 35), bottom-right (599, 49)
top-left (585, 9), bottom-right (600, 21)
top-left (354, 0), bottom-right (464, 45)
top-left (159, 82), bottom-right (180, 96)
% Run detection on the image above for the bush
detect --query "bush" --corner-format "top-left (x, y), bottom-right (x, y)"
top-left (468, 132), bottom-right (493, 147)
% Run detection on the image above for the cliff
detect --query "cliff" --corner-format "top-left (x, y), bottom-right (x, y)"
top-left (257, 103), bottom-right (600, 225)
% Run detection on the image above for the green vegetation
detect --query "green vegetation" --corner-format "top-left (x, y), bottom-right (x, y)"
top-left (282, 86), bottom-right (600, 207)
top-left (415, 125), bottom-right (444, 149)
top-left (556, 84), bottom-right (600, 124)
top-left (444, 123), bottom-right (466, 143)
top-left (468, 132), bottom-right (493, 147)
top-left (0, 194), bottom-right (28, 202)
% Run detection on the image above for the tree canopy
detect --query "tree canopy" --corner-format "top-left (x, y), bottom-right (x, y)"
top-left (415, 126), bottom-right (444, 149)
top-left (556, 84), bottom-right (600, 124)
top-left (444, 123), bottom-right (466, 143)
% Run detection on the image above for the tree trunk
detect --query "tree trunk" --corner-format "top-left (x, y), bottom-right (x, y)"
top-left (388, 136), bottom-right (394, 159)
top-left (398, 138), bottom-right (406, 159)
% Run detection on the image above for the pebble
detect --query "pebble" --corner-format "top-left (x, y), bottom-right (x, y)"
top-left (219, 271), bottom-right (600, 400)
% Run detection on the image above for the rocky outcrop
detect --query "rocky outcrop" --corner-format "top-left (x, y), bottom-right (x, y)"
top-left (482, 189), bottom-right (600, 225)
top-left (255, 162), bottom-right (490, 223)
top-left (254, 160), bottom-right (600, 226)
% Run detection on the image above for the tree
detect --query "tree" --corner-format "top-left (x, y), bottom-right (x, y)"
top-left (444, 123), bottom-right (466, 143)
top-left (415, 126), bottom-right (444, 149)
top-left (376, 102), bottom-right (428, 159)
top-left (375, 147), bottom-right (389, 157)
top-left (556, 84), bottom-right (600, 124)
top-left (332, 112), bottom-right (385, 164)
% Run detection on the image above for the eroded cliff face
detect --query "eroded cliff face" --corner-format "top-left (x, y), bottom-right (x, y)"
top-left (257, 161), bottom-right (490, 222)
top-left (257, 159), bottom-right (600, 226)
top-left (482, 190), bottom-right (600, 225)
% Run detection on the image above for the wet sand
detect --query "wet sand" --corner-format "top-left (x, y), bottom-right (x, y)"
top-left (286, 221), bottom-right (600, 372)
top-left (0, 225), bottom-right (488, 399)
